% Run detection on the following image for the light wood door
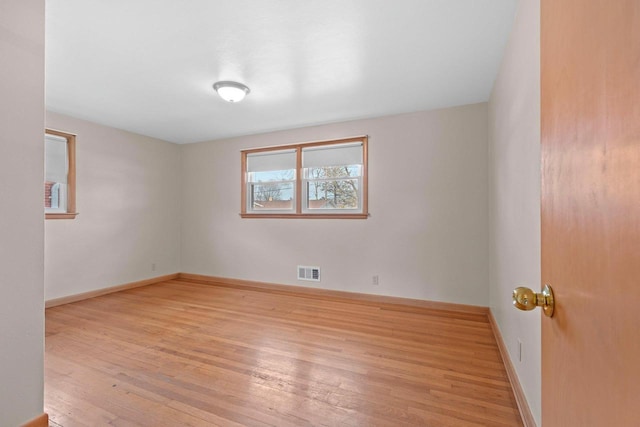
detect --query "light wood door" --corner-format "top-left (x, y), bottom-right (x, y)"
top-left (541, 0), bottom-right (640, 425)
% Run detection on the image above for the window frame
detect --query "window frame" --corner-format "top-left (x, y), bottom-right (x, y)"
top-left (45, 128), bottom-right (78, 220)
top-left (241, 136), bottom-right (368, 219)
top-left (245, 149), bottom-right (298, 215)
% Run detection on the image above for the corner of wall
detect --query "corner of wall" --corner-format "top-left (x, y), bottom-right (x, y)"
top-left (0, 0), bottom-right (46, 424)
top-left (487, 0), bottom-right (541, 425)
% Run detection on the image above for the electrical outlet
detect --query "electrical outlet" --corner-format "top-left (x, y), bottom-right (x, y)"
top-left (151, 263), bottom-right (156, 272)
top-left (372, 275), bottom-right (379, 285)
top-left (517, 339), bottom-right (523, 362)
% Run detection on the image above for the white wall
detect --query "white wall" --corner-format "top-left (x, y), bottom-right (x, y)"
top-left (488, 0), bottom-right (541, 424)
top-left (182, 104), bottom-right (489, 306)
top-left (0, 0), bottom-right (46, 425)
top-left (44, 112), bottom-right (182, 301)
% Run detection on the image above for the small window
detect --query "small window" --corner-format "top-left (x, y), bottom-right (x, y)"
top-left (241, 136), bottom-right (368, 219)
top-left (45, 129), bottom-right (77, 219)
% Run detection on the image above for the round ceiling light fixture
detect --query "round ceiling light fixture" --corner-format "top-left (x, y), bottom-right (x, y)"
top-left (213, 81), bottom-right (250, 103)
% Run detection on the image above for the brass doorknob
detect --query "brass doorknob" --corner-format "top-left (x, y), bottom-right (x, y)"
top-left (512, 284), bottom-right (555, 317)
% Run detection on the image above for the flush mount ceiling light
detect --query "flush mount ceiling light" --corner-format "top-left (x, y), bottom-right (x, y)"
top-left (213, 81), bottom-right (250, 103)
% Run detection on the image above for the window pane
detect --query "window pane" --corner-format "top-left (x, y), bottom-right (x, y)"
top-left (248, 169), bottom-right (295, 183)
top-left (45, 134), bottom-right (68, 184)
top-left (306, 179), bottom-right (359, 209)
top-left (251, 182), bottom-right (294, 210)
top-left (305, 165), bottom-right (361, 179)
top-left (45, 132), bottom-right (70, 213)
top-left (45, 182), bottom-right (67, 211)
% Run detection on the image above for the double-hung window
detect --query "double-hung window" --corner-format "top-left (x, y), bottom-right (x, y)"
top-left (241, 136), bottom-right (368, 219)
top-left (302, 142), bottom-right (363, 213)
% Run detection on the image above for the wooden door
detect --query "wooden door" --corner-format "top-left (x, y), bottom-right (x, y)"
top-left (541, 0), bottom-right (640, 425)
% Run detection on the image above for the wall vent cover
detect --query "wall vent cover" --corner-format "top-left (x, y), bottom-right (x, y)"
top-left (297, 266), bottom-right (320, 282)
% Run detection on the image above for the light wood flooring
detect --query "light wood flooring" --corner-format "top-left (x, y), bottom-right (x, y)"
top-left (45, 279), bottom-right (523, 426)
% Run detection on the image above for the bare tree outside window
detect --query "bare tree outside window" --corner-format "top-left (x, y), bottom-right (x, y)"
top-left (252, 170), bottom-right (294, 202)
top-left (254, 183), bottom-right (283, 201)
top-left (307, 166), bottom-right (359, 209)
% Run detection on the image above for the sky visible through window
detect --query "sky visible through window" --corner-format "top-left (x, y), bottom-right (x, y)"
top-left (250, 169), bottom-right (295, 200)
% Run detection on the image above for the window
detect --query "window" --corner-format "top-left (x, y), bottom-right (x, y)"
top-left (241, 136), bottom-right (368, 219)
top-left (246, 149), bottom-right (297, 213)
top-left (45, 129), bottom-right (77, 219)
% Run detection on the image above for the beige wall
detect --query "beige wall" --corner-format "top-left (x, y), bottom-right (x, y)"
top-left (181, 104), bottom-right (489, 305)
top-left (0, 0), bottom-right (46, 424)
top-left (488, 0), bottom-right (541, 424)
top-left (45, 112), bottom-right (182, 300)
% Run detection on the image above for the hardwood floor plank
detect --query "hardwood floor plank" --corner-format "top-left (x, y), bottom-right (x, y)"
top-left (45, 280), bottom-right (523, 426)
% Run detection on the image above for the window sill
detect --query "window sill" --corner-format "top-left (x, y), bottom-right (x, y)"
top-left (240, 213), bottom-right (368, 219)
top-left (45, 212), bottom-right (79, 220)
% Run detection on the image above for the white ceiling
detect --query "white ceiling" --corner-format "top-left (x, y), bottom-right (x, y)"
top-left (45, 0), bottom-right (517, 144)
